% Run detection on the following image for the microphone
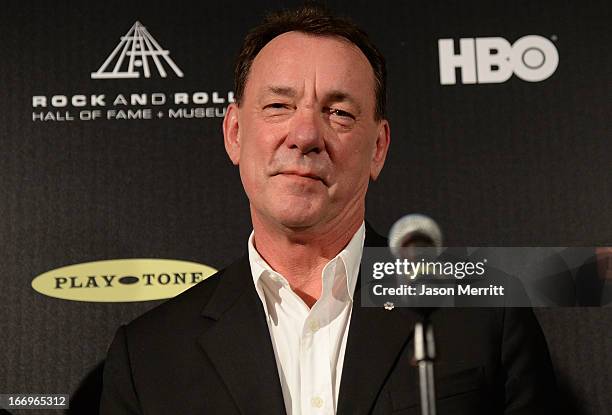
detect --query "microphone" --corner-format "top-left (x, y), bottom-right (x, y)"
top-left (387, 213), bottom-right (446, 298)
top-left (389, 214), bottom-right (444, 279)
top-left (388, 214), bottom-right (443, 260)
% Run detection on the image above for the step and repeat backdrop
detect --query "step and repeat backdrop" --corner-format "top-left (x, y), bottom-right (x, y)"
top-left (1, 1), bottom-right (610, 414)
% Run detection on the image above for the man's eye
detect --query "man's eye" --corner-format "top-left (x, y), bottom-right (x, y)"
top-left (326, 108), bottom-right (356, 128)
top-left (262, 103), bottom-right (293, 119)
top-left (328, 108), bottom-right (355, 120)
top-left (264, 103), bottom-right (289, 110)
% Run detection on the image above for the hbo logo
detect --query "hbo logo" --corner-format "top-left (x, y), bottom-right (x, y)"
top-left (438, 35), bottom-right (559, 85)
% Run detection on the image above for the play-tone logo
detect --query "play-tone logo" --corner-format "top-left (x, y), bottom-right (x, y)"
top-left (32, 259), bottom-right (217, 302)
top-left (91, 21), bottom-right (183, 79)
top-left (438, 35), bottom-right (559, 85)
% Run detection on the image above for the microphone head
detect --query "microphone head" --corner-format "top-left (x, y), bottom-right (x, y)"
top-left (388, 214), bottom-right (443, 258)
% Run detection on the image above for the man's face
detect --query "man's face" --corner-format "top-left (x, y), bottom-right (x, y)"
top-left (224, 31), bottom-right (390, 231)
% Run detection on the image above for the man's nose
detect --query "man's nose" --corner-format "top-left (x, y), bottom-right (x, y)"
top-left (285, 108), bottom-right (325, 154)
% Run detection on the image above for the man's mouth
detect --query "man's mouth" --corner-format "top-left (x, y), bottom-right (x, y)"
top-left (275, 171), bottom-right (326, 185)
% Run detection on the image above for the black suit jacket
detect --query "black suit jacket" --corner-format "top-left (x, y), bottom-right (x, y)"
top-left (100, 226), bottom-right (557, 414)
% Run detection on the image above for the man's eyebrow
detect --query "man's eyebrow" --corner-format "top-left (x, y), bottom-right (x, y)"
top-left (326, 90), bottom-right (362, 112)
top-left (262, 86), bottom-right (297, 98)
top-left (259, 86), bottom-right (362, 112)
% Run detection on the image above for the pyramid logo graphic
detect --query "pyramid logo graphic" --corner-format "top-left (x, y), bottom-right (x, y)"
top-left (91, 21), bottom-right (184, 79)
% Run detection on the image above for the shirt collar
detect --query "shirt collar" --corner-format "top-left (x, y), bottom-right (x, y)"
top-left (248, 222), bottom-right (365, 302)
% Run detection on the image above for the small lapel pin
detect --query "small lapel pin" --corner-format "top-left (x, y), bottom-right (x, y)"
top-left (384, 302), bottom-right (395, 310)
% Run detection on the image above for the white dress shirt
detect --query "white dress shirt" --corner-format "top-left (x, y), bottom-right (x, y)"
top-left (248, 222), bottom-right (365, 415)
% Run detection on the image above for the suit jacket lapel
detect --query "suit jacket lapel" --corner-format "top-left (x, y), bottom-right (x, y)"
top-left (337, 287), bottom-right (419, 414)
top-left (337, 223), bottom-right (419, 414)
top-left (197, 255), bottom-right (286, 415)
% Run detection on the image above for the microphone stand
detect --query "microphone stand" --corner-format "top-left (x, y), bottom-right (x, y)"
top-left (414, 317), bottom-right (436, 415)
top-left (388, 223), bottom-right (442, 415)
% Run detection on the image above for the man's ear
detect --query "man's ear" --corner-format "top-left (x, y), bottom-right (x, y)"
top-left (370, 119), bottom-right (391, 181)
top-left (223, 103), bottom-right (241, 165)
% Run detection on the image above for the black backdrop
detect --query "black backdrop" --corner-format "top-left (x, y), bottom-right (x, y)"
top-left (1, 1), bottom-right (610, 414)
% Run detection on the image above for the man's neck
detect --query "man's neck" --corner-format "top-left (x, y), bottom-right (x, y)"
top-left (251, 212), bottom-right (363, 307)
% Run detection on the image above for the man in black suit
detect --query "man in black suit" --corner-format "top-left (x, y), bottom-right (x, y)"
top-left (101, 5), bottom-right (556, 414)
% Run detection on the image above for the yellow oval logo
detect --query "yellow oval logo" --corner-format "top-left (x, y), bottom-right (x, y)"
top-left (32, 259), bottom-right (218, 302)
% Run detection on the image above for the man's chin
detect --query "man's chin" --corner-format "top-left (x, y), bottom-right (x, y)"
top-left (275, 214), bottom-right (322, 230)
top-left (267, 206), bottom-right (328, 230)
top-left (252, 192), bottom-right (331, 230)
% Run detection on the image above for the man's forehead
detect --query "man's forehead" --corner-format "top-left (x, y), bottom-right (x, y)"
top-left (247, 31), bottom-right (375, 99)
top-left (254, 31), bottom-right (366, 65)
